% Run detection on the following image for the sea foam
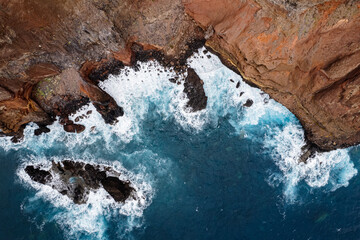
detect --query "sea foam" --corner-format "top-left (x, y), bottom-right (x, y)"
top-left (0, 47), bottom-right (357, 239)
top-left (17, 156), bottom-right (154, 240)
top-left (265, 123), bottom-right (357, 203)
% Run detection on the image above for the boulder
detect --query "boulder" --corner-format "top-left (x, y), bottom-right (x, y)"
top-left (183, 68), bottom-right (207, 111)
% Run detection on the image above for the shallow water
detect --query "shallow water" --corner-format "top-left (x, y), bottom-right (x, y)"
top-left (0, 48), bottom-right (359, 240)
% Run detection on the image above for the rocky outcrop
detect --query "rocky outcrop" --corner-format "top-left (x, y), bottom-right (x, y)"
top-left (1, 0), bottom-right (359, 151)
top-left (0, 0), bottom-right (203, 137)
top-left (25, 160), bottom-right (134, 204)
top-left (183, 68), bottom-right (207, 111)
top-left (183, 0), bottom-right (360, 150)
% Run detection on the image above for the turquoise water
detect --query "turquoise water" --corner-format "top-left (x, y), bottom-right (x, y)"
top-left (0, 49), bottom-right (359, 240)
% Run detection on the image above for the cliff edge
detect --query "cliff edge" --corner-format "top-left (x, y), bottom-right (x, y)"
top-left (183, 0), bottom-right (360, 150)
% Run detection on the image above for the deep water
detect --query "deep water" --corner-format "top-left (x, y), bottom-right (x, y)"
top-left (1, 48), bottom-right (360, 240)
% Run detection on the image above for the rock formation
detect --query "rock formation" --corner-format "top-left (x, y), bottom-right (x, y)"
top-left (183, 68), bottom-right (207, 111)
top-left (1, 0), bottom-right (359, 151)
top-left (0, 0), bottom-right (203, 138)
top-left (183, 0), bottom-right (360, 150)
top-left (25, 160), bottom-right (135, 204)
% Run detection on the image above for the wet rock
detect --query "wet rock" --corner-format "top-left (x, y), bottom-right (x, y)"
top-left (24, 160), bottom-right (135, 204)
top-left (183, 68), bottom-right (207, 112)
top-left (34, 125), bottom-right (51, 136)
top-left (243, 99), bottom-right (253, 107)
top-left (25, 166), bottom-right (53, 184)
top-left (299, 144), bottom-right (319, 163)
top-left (93, 101), bottom-right (124, 125)
top-left (63, 124), bottom-right (86, 133)
top-left (101, 177), bottom-right (133, 202)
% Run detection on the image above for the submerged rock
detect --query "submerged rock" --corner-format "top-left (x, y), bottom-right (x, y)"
top-left (183, 68), bottom-right (207, 112)
top-left (24, 160), bottom-right (135, 204)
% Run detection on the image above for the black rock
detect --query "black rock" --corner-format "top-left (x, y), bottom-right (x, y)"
top-left (24, 161), bottom-right (135, 204)
top-left (299, 144), bottom-right (319, 163)
top-left (93, 100), bottom-right (124, 124)
top-left (101, 176), bottom-right (134, 202)
top-left (25, 166), bottom-right (53, 184)
top-left (183, 68), bottom-right (207, 112)
top-left (243, 99), bottom-right (253, 107)
top-left (34, 125), bottom-right (51, 136)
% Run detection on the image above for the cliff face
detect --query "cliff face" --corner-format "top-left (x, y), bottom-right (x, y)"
top-left (183, 0), bottom-right (360, 150)
top-left (0, 0), bottom-right (202, 137)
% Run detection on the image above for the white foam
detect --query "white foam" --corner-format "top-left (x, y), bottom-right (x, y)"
top-left (99, 60), bottom-right (210, 135)
top-left (0, 46), bottom-right (357, 236)
top-left (17, 156), bottom-right (154, 239)
top-left (187, 48), bottom-right (290, 135)
top-left (0, 48), bottom-right (289, 152)
top-left (265, 123), bottom-right (357, 203)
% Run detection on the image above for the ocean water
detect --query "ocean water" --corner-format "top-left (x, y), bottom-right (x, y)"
top-left (1, 48), bottom-right (360, 240)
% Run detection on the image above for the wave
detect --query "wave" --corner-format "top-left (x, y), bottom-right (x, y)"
top-left (265, 123), bottom-right (357, 203)
top-left (0, 46), bottom-right (357, 239)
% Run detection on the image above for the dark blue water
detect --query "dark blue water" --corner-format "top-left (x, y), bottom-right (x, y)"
top-left (0, 49), bottom-right (359, 240)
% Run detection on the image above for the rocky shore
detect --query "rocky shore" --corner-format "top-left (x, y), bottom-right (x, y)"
top-left (25, 160), bottom-right (134, 204)
top-left (1, 0), bottom-right (359, 151)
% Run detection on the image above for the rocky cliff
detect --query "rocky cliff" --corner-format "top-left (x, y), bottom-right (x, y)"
top-left (0, 0), bottom-right (203, 139)
top-left (183, 0), bottom-right (360, 150)
top-left (1, 0), bottom-right (359, 151)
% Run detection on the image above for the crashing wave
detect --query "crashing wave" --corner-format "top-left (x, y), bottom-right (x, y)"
top-left (265, 123), bottom-right (357, 203)
top-left (17, 156), bottom-right (153, 239)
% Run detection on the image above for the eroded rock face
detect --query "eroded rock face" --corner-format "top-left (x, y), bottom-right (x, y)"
top-left (184, 0), bottom-right (360, 150)
top-left (25, 160), bottom-right (135, 204)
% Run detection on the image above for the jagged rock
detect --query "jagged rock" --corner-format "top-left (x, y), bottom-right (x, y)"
top-left (34, 125), bottom-right (51, 136)
top-left (25, 166), bottom-right (53, 184)
top-left (24, 160), bottom-right (135, 204)
top-left (183, 68), bottom-right (207, 111)
top-left (243, 99), bottom-right (253, 108)
top-left (299, 144), bottom-right (319, 163)
top-left (101, 176), bottom-right (133, 202)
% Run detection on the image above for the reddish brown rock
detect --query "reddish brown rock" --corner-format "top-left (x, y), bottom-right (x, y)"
top-left (0, 98), bottom-right (49, 134)
top-left (184, 0), bottom-right (360, 150)
top-left (63, 124), bottom-right (86, 134)
top-left (0, 0), bottom-right (203, 135)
